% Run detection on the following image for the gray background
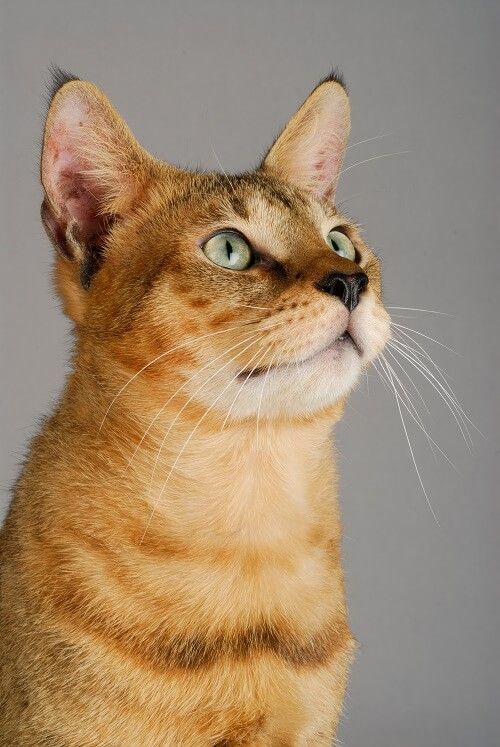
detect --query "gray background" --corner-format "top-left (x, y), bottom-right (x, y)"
top-left (1, 1), bottom-right (499, 745)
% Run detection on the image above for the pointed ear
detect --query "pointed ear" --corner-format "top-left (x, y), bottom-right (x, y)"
top-left (40, 70), bottom-right (155, 290)
top-left (261, 72), bottom-right (350, 201)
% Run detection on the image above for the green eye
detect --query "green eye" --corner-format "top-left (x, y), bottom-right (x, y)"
top-left (202, 231), bottom-right (253, 270)
top-left (326, 230), bottom-right (356, 261)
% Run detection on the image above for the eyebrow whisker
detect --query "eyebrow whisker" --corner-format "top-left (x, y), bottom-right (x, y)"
top-left (339, 150), bottom-right (411, 178)
top-left (346, 132), bottom-right (393, 150)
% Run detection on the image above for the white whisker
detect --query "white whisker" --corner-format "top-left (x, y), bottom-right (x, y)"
top-left (382, 355), bottom-right (431, 430)
top-left (389, 314), bottom-right (420, 320)
top-left (376, 356), bottom-right (440, 526)
top-left (384, 347), bottom-right (430, 415)
top-left (388, 305), bottom-right (453, 316)
top-left (142, 342), bottom-right (271, 542)
top-left (335, 192), bottom-right (366, 208)
top-left (209, 141), bottom-right (238, 198)
top-left (339, 150), bottom-right (411, 178)
top-left (146, 333), bottom-right (266, 498)
top-left (387, 340), bottom-right (473, 448)
top-left (389, 336), bottom-right (468, 424)
top-left (220, 343), bottom-right (273, 431)
top-left (346, 132), bottom-right (393, 150)
top-left (378, 353), bottom-right (429, 429)
top-left (382, 351), bottom-right (455, 468)
top-left (236, 304), bottom-right (272, 311)
top-left (392, 335), bottom-right (483, 440)
top-left (391, 328), bottom-right (454, 385)
top-left (255, 349), bottom-right (280, 446)
top-left (98, 324), bottom-right (257, 431)
top-left (125, 333), bottom-right (267, 471)
top-left (391, 322), bottom-right (460, 356)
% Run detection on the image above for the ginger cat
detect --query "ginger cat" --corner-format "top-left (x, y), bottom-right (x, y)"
top-left (0, 69), bottom-right (390, 745)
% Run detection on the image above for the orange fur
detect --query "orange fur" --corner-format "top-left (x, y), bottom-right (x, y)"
top-left (0, 72), bottom-right (390, 745)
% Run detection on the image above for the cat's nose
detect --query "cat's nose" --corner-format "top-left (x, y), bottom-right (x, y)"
top-left (315, 271), bottom-right (368, 311)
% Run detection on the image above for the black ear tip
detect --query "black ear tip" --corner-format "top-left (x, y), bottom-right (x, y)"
top-left (316, 68), bottom-right (348, 94)
top-left (45, 64), bottom-right (80, 105)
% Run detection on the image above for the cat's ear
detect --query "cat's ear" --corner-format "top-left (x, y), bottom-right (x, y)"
top-left (40, 70), bottom-right (156, 292)
top-left (261, 72), bottom-right (350, 201)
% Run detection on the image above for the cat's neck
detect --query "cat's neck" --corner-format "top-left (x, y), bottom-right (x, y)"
top-left (54, 368), bottom-right (345, 548)
top-left (123, 417), bottom-right (340, 551)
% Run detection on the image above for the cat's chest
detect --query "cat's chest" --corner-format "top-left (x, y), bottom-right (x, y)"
top-left (126, 435), bottom-right (339, 636)
top-left (137, 461), bottom-right (335, 627)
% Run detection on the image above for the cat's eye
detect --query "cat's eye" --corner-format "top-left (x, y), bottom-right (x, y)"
top-left (326, 230), bottom-right (356, 261)
top-left (202, 231), bottom-right (253, 271)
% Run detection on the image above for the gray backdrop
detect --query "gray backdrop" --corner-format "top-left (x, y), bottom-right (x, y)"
top-left (1, 1), bottom-right (499, 745)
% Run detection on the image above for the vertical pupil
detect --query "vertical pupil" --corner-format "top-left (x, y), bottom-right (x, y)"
top-left (225, 240), bottom-right (233, 260)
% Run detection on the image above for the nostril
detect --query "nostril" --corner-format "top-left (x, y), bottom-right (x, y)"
top-left (315, 271), bottom-right (369, 310)
top-left (354, 272), bottom-right (369, 294)
top-left (360, 274), bottom-right (368, 290)
top-left (330, 277), bottom-right (349, 304)
top-left (315, 273), bottom-right (349, 302)
top-left (348, 272), bottom-right (369, 310)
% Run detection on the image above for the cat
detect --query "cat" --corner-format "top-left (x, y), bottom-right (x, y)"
top-left (0, 68), bottom-right (390, 746)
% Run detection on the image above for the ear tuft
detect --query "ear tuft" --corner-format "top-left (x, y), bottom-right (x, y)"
top-left (315, 68), bottom-right (348, 94)
top-left (45, 64), bottom-right (80, 106)
top-left (261, 73), bottom-right (351, 202)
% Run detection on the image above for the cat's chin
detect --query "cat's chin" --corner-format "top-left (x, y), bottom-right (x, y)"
top-left (246, 343), bottom-right (363, 417)
top-left (238, 330), bottom-right (360, 382)
top-left (205, 342), bottom-right (363, 421)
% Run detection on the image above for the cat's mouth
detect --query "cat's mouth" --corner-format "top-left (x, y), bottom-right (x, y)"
top-left (238, 329), bottom-right (361, 380)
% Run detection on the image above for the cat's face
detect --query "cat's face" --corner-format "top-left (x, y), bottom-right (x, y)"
top-left (40, 72), bottom-right (390, 421)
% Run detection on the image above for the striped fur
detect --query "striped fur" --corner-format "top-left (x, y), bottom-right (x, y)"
top-left (0, 73), bottom-right (390, 745)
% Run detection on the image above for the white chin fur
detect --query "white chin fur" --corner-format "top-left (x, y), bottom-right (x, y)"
top-left (196, 291), bottom-right (391, 419)
top-left (229, 342), bottom-right (362, 417)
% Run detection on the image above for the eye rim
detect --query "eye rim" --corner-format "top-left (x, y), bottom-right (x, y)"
top-left (325, 228), bottom-right (359, 262)
top-left (200, 229), bottom-right (255, 271)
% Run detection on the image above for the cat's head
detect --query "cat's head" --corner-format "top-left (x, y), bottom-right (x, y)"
top-left (40, 70), bottom-right (390, 422)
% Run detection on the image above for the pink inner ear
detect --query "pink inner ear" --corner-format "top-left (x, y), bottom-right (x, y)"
top-left (43, 98), bottom-right (101, 238)
top-left (314, 150), bottom-right (341, 182)
top-left (60, 169), bottom-right (98, 227)
top-left (310, 125), bottom-right (346, 199)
